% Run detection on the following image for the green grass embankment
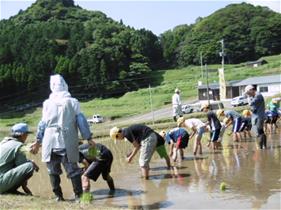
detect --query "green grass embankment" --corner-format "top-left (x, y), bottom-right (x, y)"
top-left (0, 54), bottom-right (280, 138)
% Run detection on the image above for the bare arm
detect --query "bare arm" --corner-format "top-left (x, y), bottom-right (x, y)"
top-left (169, 141), bottom-right (175, 157)
top-left (225, 118), bottom-right (232, 128)
top-left (127, 140), bottom-right (140, 163)
top-left (189, 127), bottom-right (197, 139)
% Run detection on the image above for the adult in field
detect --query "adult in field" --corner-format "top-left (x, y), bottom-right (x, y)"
top-left (30, 74), bottom-right (94, 202)
top-left (244, 85), bottom-right (267, 149)
top-left (0, 123), bottom-right (39, 195)
top-left (172, 88), bottom-right (183, 122)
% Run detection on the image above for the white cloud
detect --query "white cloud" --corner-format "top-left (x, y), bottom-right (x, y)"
top-left (246, 0), bottom-right (281, 13)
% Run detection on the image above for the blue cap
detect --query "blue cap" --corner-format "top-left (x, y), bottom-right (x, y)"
top-left (11, 123), bottom-right (32, 134)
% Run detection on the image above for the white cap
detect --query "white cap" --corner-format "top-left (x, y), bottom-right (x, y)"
top-left (175, 88), bottom-right (180, 93)
top-left (244, 85), bottom-right (255, 93)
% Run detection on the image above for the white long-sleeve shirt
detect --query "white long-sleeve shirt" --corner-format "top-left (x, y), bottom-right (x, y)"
top-left (172, 93), bottom-right (181, 106)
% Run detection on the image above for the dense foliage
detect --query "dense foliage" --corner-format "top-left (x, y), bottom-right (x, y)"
top-left (160, 3), bottom-right (281, 67)
top-left (0, 0), bottom-right (162, 104)
top-left (0, 1), bottom-right (280, 107)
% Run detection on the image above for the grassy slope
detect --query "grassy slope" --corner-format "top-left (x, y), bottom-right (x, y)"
top-left (0, 54), bottom-right (280, 135)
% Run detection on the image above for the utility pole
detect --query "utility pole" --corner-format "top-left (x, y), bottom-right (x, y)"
top-left (220, 39), bottom-right (225, 69)
top-left (219, 39), bottom-right (226, 100)
top-left (205, 64), bottom-right (210, 106)
top-left (200, 52), bottom-right (203, 79)
top-left (149, 85), bottom-right (155, 125)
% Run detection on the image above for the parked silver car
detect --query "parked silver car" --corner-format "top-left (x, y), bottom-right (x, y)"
top-left (231, 96), bottom-right (248, 107)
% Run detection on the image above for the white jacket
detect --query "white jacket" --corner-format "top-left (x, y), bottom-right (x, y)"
top-left (40, 75), bottom-right (81, 162)
top-left (172, 93), bottom-right (181, 106)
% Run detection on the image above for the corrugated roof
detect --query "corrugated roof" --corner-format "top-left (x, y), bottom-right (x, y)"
top-left (198, 80), bottom-right (240, 89)
top-left (232, 74), bottom-right (281, 86)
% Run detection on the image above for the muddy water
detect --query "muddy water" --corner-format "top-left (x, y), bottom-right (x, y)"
top-left (25, 132), bottom-right (281, 209)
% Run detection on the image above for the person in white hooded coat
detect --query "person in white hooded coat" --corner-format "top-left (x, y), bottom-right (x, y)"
top-left (30, 74), bottom-right (94, 201)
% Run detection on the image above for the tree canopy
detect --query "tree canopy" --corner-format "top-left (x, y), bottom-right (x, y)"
top-left (0, 1), bottom-right (280, 107)
top-left (160, 3), bottom-right (281, 67)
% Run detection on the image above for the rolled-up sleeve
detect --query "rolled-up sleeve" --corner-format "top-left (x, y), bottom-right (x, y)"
top-left (36, 120), bottom-right (46, 143)
top-left (77, 113), bottom-right (92, 140)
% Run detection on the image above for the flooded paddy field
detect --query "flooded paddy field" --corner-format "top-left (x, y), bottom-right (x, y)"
top-left (20, 130), bottom-right (281, 210)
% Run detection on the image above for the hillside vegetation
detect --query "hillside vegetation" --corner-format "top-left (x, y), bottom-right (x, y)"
top-left (160, 3), bottom-right (281, 67)
top-left (0, 0), bottom-right (281, 108)
top-left (0, 54), bottom-right (280, 137)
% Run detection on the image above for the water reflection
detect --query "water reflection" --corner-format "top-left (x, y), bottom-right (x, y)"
top-left (20, 132), bottom-right (281, 209)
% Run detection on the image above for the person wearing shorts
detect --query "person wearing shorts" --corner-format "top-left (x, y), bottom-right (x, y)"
top-left (266, 99), bottom-right (279, 133)
top-left (159, 128), bottom-right (189, 163)
top-left (177, 117), bottom-right (206, 156)
top-left (79, 143), bottom-right (115, 195)
top-left (201, 104), bottom-right (222, 151)
top-left (110, 124), bottom-right (170, 179)
top-left (217, 109), bottom-right (242, 142)
top-left (239, 110), bottom-right (252, 139)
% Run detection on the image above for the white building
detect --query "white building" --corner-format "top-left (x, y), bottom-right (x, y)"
top-left (233, 74), bottom-right (281, 97)
top-left (198, 74), bottom-right (281, 100)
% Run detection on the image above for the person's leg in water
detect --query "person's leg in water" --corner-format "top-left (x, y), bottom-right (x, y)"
top-left (156, 145), bottom-right (171, 169)
top-left (101, 155), bottom-right (115, 191)
top-left (139, 133), bottom-right (157, 179)
top-left (47, 154), bottom-right (64, 201)
top-left (62, 156), bottom-right (83, 201)
top-left (194, 128), bottom-right (204, 155)
top-left (256, 118), bottom-right (267, 149)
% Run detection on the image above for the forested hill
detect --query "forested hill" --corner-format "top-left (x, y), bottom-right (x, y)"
top-left (160, 3), bottom-right (281, 67)
top-left (0, 0), bottom-right (163, 105)
top-left (0, 1), bottom-right (281, 108)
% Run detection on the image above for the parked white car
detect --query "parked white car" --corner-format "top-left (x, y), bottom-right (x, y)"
top-left (87, 114), bottom-right (103, 124)
top-left (231, 96), bottom-right (248, 107)
top-left (182, 104), bottom-right (193, 114)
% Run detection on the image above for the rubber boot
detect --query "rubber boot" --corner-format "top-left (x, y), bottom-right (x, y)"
top-left (106, 175), bottom-right (115, 191)
top-left (71, 175), bottom-right (83, 202)
top-left (261, 134), bottom-right (267, 149)
top-left (257, 136), bottom-right (263, 149)
top-left (49, 175), bottom-right (64, 201)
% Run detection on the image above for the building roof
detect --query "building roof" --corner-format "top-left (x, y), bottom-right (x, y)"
top-left (232, 74), bottom-right (281, 86)
top-left (198, 80), bottom-right (240, 89)
top-left (245, 59), bottom-right (267, 65)
top-left (198, 74), bottom-right (281, 89)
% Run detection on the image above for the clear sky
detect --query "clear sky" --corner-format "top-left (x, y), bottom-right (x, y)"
top-left (0, 0), bottom-right (280, 35)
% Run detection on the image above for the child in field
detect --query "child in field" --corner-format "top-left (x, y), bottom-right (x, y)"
top-left (201, 104), bottom-right (222, 151)
top-left (79, 142), bottom-right (115, 199)
top-left (159, 127), bottom-right (189, 163)
top-left (217, 109), bottom-right (242, 142)
top-left (110, 124), bottom-right (170, 179)
top-left (239, 110), bottom-right (252, 139)
top-left (266, 99), bottom-right (279, 133)
top-left (177, 117), bottom-right (206, 156)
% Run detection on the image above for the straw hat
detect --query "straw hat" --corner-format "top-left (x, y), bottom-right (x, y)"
top-left (242, 110), bottom-right (251, 116)
top-left (159, 130), bottom-right (166, 138)
top-left (200, 103), bottom-right (210, 111)
top-left (223, 118), bottom-right (228, 124)
top-left (174, 88), bottom-right (180, 93)
top-left (110, 127), bottom-right (121, 142)
top-left (216, 109), bottom-right (224, 117)
top-left (177, 117), bottom-right (185, 127)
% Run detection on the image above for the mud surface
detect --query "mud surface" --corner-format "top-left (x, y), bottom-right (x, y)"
top-left (23, 131), bottom-right (281, 209)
